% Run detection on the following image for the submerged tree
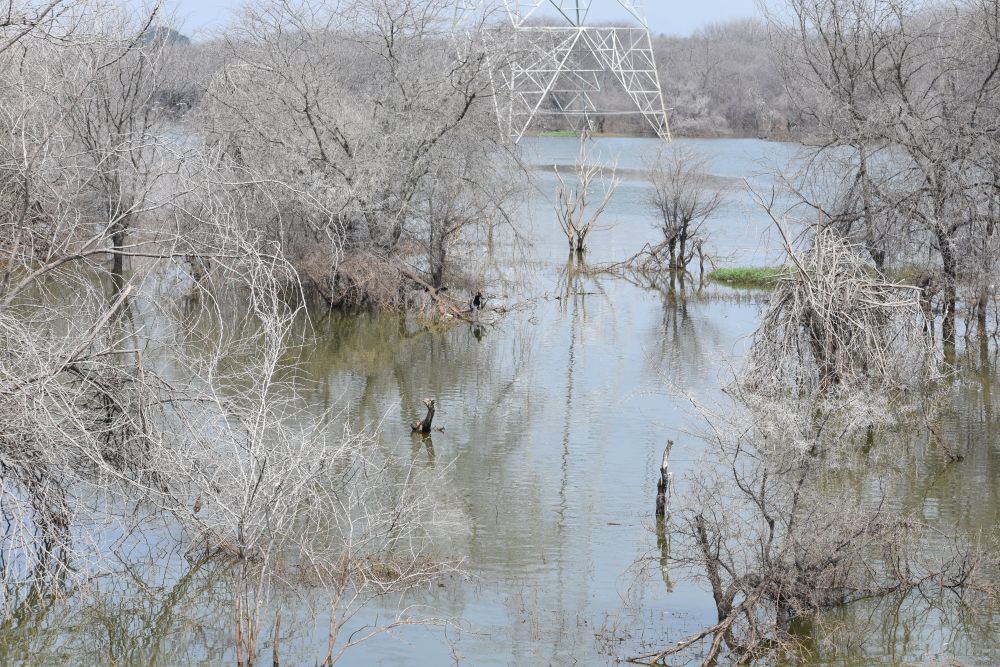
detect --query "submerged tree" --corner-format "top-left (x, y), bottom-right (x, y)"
top-left (553, 131), bottom-right (619, 256)
top-left (632, 392), bottom-right (990, 665)
top-left (645, 145), bottom-right (722, 275)
top-left (633, 218), bottom-right (981, 661)
top-left (633, 212), bottom-right (976, 663)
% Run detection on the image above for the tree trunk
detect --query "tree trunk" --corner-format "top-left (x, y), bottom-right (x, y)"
top-left (111, 225), bottom-right (127, 276)
top-left (411, 398), bottom-right (435, 434)
top-left (694, 514), bottom-right (731, 622)
top-left (678, 225), bottom-right (689, 272)
top-left (938, 229), bottom-right (957, 346)
top-left (858, 149), bottom-right (886, 273)
top-left (430, 227), bottom-right (446, 289)
top-left (976, 288), bottom-right (988, 339)
top-left (655, 441), bottom-right (673, 518)
top-left (272, 609), bottom-right (281, 667)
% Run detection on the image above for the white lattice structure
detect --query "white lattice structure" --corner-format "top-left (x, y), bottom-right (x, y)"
top-left (462, 1), bottom-right (671, 142)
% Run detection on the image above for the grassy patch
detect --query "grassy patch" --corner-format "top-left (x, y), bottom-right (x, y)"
top-left (888, 263), bottom-right (936, 285)
top-left (537, 129), bottom-right (580, 137)
top-left (709, 266), bottom-right (789, 288)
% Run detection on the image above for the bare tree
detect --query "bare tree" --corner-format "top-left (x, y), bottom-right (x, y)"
top-left (0, 0), bottom-right (190, 302)
top-left (63, 6), bottom-right (169, 275)
top-left (645, 145), bottom-right (722, 275)
top-left (201, 0), bottom-right (518, 312)
top-left (553, 131), bottom-right (618, 255)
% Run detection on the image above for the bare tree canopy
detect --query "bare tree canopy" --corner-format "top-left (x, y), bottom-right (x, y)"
top-left (200, 0), bottom-right (521, 311)
top-left (770, 0), bottom-right (1000, 343)
top-left (645, 145), bottom-right (722, 273)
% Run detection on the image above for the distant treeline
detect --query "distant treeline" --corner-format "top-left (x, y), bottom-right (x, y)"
top-left (155, 19), bottom-right (798, 140)
top-left (532, 19), bottom-right (799, 140)
top-left (654, 20), bottom-right (796, 139)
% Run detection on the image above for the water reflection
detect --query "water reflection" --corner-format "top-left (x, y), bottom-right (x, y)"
top-left (411, 432), bottom-right (436, 463)
top-left (801, 594), bottom-right (1000, 666)
top-left (0, 553), bottom-right (231, 666)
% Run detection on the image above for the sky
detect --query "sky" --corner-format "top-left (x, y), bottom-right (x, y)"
top-left (166, 1), bottom-right (761, 39)
top-left (599, 1), bottom-right (760, 35)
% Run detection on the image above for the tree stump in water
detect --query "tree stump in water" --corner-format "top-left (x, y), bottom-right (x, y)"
top-left (655, 440), bottom-right (673, 518)
top-left (411, 397), bottom-right (436, 434)
top-left (471, 290), bottom-right (484, 311)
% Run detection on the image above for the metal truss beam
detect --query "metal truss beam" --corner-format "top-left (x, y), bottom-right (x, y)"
top-left (479, 1), bottom-right (670, 142)
top-left (502, 1), bottom-right (649, 27)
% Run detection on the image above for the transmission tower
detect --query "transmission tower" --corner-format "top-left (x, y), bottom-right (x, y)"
top-left (473, 1), bottom-right (671, 142)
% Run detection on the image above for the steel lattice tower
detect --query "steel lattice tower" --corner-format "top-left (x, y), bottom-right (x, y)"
top-left (459, 1), bottom-right (671, 142)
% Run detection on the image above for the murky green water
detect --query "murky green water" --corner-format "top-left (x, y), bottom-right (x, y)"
top-left (2, 137), bottom-right (998, 666)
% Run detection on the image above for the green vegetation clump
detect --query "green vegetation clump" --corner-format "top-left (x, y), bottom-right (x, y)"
top-left (538, 129), bottom-right (580, 137)
top-left (709, 266), bottom-right (788, 288)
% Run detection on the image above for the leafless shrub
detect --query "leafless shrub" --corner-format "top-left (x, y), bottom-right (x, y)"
top-left (0, 270), bottom-right (167, 609)
top-left (741, 223), bottom-right (937, 397)
top-left (631, 394), bottom-right (992, 665)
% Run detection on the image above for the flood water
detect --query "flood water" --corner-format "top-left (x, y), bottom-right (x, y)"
top-left (4, 137), bottom-right (998, 666)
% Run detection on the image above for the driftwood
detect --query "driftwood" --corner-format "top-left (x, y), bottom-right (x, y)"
top-left (582, 240), bottom-right (714, 289)
top-left (410, 397), bottom-right (436, 434)
top-left (655, 440), bottom-right (673, 519)
top-left (397, 266), bottom-right (474, 321)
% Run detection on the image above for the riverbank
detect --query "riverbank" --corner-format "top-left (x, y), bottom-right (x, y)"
top-left (531, 127), bottom-right (805, 142)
